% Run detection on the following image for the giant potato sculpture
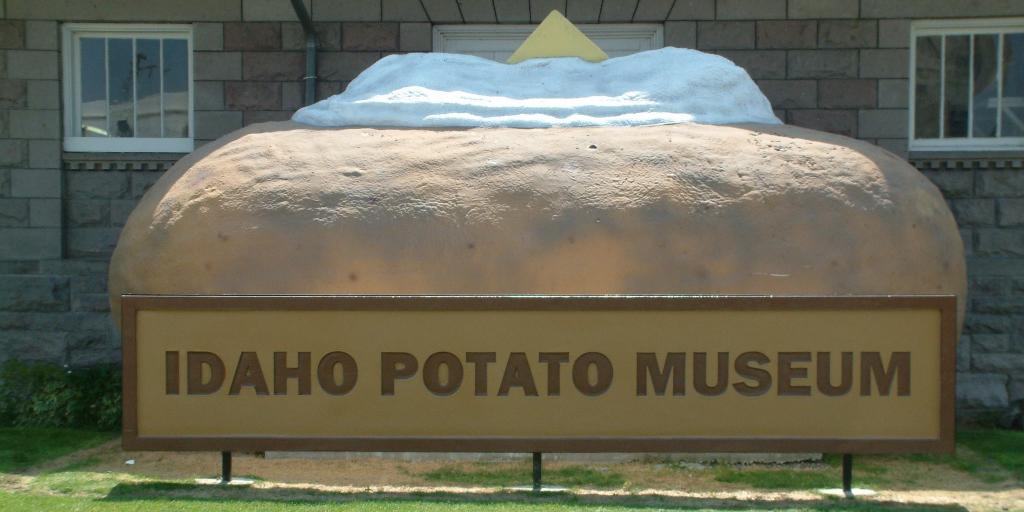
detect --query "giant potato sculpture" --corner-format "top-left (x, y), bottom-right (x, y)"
top-left (108, 120), bottom-right (966, 325)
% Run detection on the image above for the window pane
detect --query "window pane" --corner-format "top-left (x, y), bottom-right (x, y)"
top-left (108, 38), bottom-right (134, 137)
top-left (972, 34), bottom-right (999, 138)
top-left (915, 35), bottom-right (941, 139)
top-left (80, 37), bottom-right (107, 137)
top-left (944, 35), bottom-right (969, 138)
top-left (162, 38), bottom-right (189, 138)
top-left (1002, 32), bottom-right (1024, 138)
top-left (135, 38), bottom-right (161, 137)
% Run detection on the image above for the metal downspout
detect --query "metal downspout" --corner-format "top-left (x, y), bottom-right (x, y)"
top-left (290, 0), bottom-right (317, 106)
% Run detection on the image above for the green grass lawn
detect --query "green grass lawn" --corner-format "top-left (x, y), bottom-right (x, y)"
top-left (0, 428), bottom-right (116, 473)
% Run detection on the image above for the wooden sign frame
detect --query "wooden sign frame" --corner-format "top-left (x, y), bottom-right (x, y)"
top-left (121, 295), bottom-right (956, 454)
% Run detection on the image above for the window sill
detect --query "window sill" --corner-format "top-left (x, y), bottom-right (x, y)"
top-left (63, 137), bottom-right (194, 154)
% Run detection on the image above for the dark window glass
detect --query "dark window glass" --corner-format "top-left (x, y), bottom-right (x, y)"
top-left (79, 37), bottom-right (107, 137)
top-left (107, 38), bottom-right (134, 137)
top-left (1002, 33), bottom-right (1024, 137)
top-left (972, 34), bottom-right (999, 138)
top-left (163, 39), bottom-right (189, 138)
top-left (944, 35), bottom-right (970, 138)
top-left (135, 38), bottom-right (162, 137)
top-left (915, 36), bottom-right (941, 139)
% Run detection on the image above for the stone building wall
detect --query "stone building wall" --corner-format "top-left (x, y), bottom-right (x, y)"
top-left (0, 0), bottom-right (1022, 423)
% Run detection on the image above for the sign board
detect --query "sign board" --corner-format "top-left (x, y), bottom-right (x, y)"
top-left (122, 295), bottom-right (956, 453)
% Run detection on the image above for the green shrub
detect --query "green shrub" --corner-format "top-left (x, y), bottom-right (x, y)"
top-left (0, 360), bottom-right (121, 431)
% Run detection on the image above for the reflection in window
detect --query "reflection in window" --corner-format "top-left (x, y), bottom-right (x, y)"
top-left (75, 34), bottom-right (190, 140)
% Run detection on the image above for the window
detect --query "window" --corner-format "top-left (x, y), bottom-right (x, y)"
top-left (62, 24), bottom-right (193, 153)
top-left (910, 19), bottom-right (1024, 151)
top-left (432, 24), bottom-right (663, 62)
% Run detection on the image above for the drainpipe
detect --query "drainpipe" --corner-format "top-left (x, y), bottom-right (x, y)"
top-left (290, 0), bottom-right (318, 105)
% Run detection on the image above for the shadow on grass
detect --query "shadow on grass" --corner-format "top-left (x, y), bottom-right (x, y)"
top-left (101, 481), bottom-right (970, 512)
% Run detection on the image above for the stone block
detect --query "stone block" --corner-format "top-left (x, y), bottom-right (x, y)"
top-left (598, 0), bottom-right (636, 22)
top-left (422, 0), bottom-right (463, 23)
top-left (194, 23), bottom-right (224, 51)
top-left (956, 372), bottom-right (1008, 409)
top-left (716, 0), bottom-right (784, 20)
top-left (960, 227), bottom-right (972, 256)
top-left (67, 199), bottom-right (110, 227)
top-left (973, 353), bottom-right (1024, 373)
top-left (972, 276), bottom-right (1010, 296)
top-left (999, 199), bottom-right (1024, 227)
top-left (242, 51), bottom-right (304, 80)
top-left (10, 169), bottom-right (59, 198)
top-left (284, 22), bottom-right (341, 51)
top-left (0, 79), bottom-right (27, 108)
top-left (67, 172), bottom-right (129, 200)
top-left (72, 293), bottom-right (112, 313)
top-left (878, 79), bottom-right (908, 108)
top-left (877, 140), bottom-right (907, 161)
top-left (315, 0), bottom-right (382, 21)
top-left (819, 20), bottom-right (877, 49)
top-left (382, 0), bottom-right (430, 22)
top-left (282, 81), bottom-right (303, 110)
top-left (7, 0), bottom-right (240, 21)
top-left (788, 0), bottom-right (857, 19)
top-left (131, 172), bottom-right (164, 199)
top-left (0, 169), bottom-right (8, 196)
top-left (858, 109), bottom-right (907, 138)
top-left (818, 79), bottom-right (876, 108)
top-left (667, 0), bottom-right (714, 20)
top-left (972, 334), bottom-right (1010, 353)
top-left (226, 81), bottom-right (282, 110)
top-left (0, 198), bottom-right (28, 226)
top-left (697, 22), bottom-right (755, 50)
top-left (195, 81), bottom-right (225, 111)
top-left (67, 227), bottom-right (122, 258)
top-left (756, 21), bottom-right (815, 50)
top-left (7, 50), bottom-right (57, 79)
top-left (0, 20), bottom-right (23, 48)
top-left (195, 52), bottom-right (242, 80)
top-left (0, 140), bottom-right (25, 166)
top-left (951, 199), bottom-right (996, 226)
top-left (0, 274), bottom-right (68, 312)
top-left (978, 171), bottom-right (1024, 197)
top-left (28, 139), bottom-right (58, 168)
top-left (224, 22), bottom-right (281, 50)
top-left (343, 23), bottom-right (399, 51)
top-left (195, 111), bottom-right (244, 140)
top-left (788, 109), bottom-right (857, 138)
top-left (319, 51), bottom-right (381, 81)
top-left (862, 0), bottom-right (1022, 18)
top-left (664, 22), bottom-right (696, 49)
top-left (0, 331), bottom-right (67, 365)
top-left (0, 228), bottom-right (59, 259)
top-left (787, 50), bottom-right (858, 79)
top-left (110, 199), bottom-right (137, 227)
top-left (879, 19), bottom-right (910, 49)
top-left (633, 0), bottom-right (674, 21)
top-left (316, 81), bottom-right (347, 100)
top-left (713, 50), bottom-right (785, 79)
top-left (459, 0), bottom-right (497, 22)
top-left (28, 198), bottom-right (59, 227)
top-left (26, 80), bottom-right (59, 109)
top-left (860, 49), bottom-right (909, 78)
top-left (756, 80), bottom-right (816, 109)
top-left (399, 23), bottom-right (432, 52)
top-left (9, 109), bottom-right (59, 139)
top-left (38, 260), bottom-right (108, 276)
top-left (957, 335), bottom-right (970, 372)
top-left (244, 0), bottom-right (311, 20)
top-left (976, 229), bottom-right (1024, 256)
top-left (24, 20), bottom-right (56, 50)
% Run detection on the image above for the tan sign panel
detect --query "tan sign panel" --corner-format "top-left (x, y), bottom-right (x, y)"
top-left (122, 296), bottom-right (956, 453)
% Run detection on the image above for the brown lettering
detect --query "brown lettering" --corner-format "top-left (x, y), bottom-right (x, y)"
top-left (317, 352), bottom-right (358, 395)
top-left (423, 352), bottom-right (463, 396)
top-left (498, 352), bottom-right (539, 396)
top-left (187, 351), bottom-right (225, 395)
top-left (229, 352), bottom-right (270, 395)
top-left (381, 352), bottom-right (417, 395)
top-left (817, 351), bottom-right (853, 396)
top-left (538, 352), bottom-right (569, 396)
top-left (733, 351), bottom-right (771, 396)
top-left (165, 351), bottom-right (179, 395)
top-left (860, 352), bottom-right (911, 396)
top-left (274, 352), bottom-right (311, 395)
top-left (636, 352), bottom-right (685, 396)
top-left (465, 352), bottom-right (496, 396)
top-left (778, 352), bottom-right (812, 396)
top-left (693, 352), bottom-right (728, 396)
top-left (573, 352), bottom-right (613, 396)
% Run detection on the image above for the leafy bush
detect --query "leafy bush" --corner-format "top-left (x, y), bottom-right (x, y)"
top-left (0, 360), bottom-right (120, 431)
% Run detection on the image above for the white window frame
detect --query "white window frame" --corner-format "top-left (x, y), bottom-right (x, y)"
top-left (432, 23), bottom-right (663, 59)
top-left (62, 23), bottom-right (194, 153)
top-left (909, 18), bottom-right (1024, 152)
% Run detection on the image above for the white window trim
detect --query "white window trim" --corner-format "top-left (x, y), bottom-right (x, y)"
top-left (61, 23), bottom-right (195, 153)
top-left (432, 23), bottom-right (663, 56)
top-left (909, 18), bottom-right (1024, 152)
